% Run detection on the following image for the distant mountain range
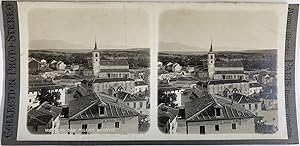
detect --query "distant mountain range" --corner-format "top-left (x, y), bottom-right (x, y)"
top-left (29, 39), bottom-right (149, 53)
top-left (159, 41), bottom-right (277, 55)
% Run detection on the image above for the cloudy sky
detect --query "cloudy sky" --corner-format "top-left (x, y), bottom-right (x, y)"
top-left (159, 4), bottom-right (287, 52)
top-left (28, 6), bottom-right (149, 50)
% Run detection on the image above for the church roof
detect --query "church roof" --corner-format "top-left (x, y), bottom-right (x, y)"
top-left (99, 60), bottom-right (129, 66)
top-left (214, 70), bottom-right (244, 74)
top-left (215, 61), bottom-right (243, 68)
top-left (185, 93), bottom-right (254, 122)
top-left (93, 78), bottom-right (134, 83)
top-left (99, 69), bottom-right (129, 72)
top-left (69, 92), bottom-right (139, 120)
top-left (208, 79), bottom-right (248, 85)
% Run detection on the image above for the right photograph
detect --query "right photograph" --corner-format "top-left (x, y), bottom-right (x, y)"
top-left (157, 4), bottom-right (285, 135)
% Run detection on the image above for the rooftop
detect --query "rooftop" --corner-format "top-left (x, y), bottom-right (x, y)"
top-left (250, 82), bottom-right (262, 88)
top-left (135, 81), bottom-right (148, 86)
top-left (185, 92), bottom-right (254, 122)
top-left (93, 78), bottom-right (134, 83)
top-left (214, 70), bottom-right (244, 74)
top-left (99, 60), bottom-right (129, 66)
top-left (99, 69), bottom-right (129, 72)
top-left (68, 91), bottom-right (139, 120)
top-left (198, 79), bottom-right (249, 85)
top-left (27, 102), bottom-right (62, 126)
top-left (215, 61), bottom-right (243, 68)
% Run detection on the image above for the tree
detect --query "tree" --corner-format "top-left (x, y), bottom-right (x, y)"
top-left (158, 90), bottom-right (177, 108)
top-left (36, 87), bottom-right (61, 106)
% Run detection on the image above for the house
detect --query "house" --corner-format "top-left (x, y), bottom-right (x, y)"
top-left (113, 91), bottom-right (147, 115)
top-left (229, 93), bottom-right (262, 115)
top-left (172, 63), bottom-right (182, 73)
top-left (135, 81), bottom-right (149, 94)
top-left (56, 61), bottom-right (66, 70)
top-left (184, 92), bottom-right (255, 134)
top-left (249, 82), bottom-right (263, 95)
top-left (158, 61), bottom-right (163, 68)
top-left (59, 91), bottom-right (139, 134)
top-left (29, 58), bottom-right (41, 74)
top-left (158, 84), bottom-right (183, 107)
top-left (27, 102), bottom-right (62, 134)
top-left (158, 103), bottom-right (179, 134)
top-left (84, 78), bottom-right (135, 95)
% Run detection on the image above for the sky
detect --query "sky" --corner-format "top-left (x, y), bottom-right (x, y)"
top-left (159, 5), bottom-right (286, 52)
top-left (28, 7), bottom-right (149, 50)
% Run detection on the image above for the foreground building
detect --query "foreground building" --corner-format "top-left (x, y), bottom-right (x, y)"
top-left (27, 102), bottom-right (62, 134)
top-left (59, 90), bottom-right (139, 134)
top-left (184, 90), bottom-right (255, 134)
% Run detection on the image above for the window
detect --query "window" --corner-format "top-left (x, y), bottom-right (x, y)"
top-left (95, 53), bottom-right (98, 57)
top-left (242, 105), bottom-right (245, 108)
top-left (249, 104), bottom-right (252, 110)
top-left (215, 125), bottom-right (219, 131)
top-left (255, 104), bottom-right (258, 109)
top-left (140, 102), bottom-right (143, 108)
top-left (211, 55), bottom-right (213, 59)
top-left (222, 75), bottom-right (225, 79)
top-left (200, 126), bottom-right (205, 134)
top-left (115, 122), bottom-right (120, 128)
top-left (215, 108), bottom-right (221, 117)
top-left (133, 102), bottom-right (136, 108)
top-left (127, 103), bottom-right (129, 106)
top-left (99, 106), bottom-right (105, 115)
top-left (29, 99), bottom-right (31, 102)
top-left (232, 123), bottom-right (236, 129)
top-left (82, 124), bottom-right (87, 134)
top-left (98, 123), bottom-right (102, 129)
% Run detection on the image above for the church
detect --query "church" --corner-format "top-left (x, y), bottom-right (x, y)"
top-left (79, 41), bottom-right (136, 96)
top-left (198, 42), bottom-right (250, 96)
top-left (92, 41), bottom-right (131, 79)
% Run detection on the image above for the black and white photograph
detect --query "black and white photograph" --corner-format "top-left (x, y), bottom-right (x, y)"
top-left (157, 4), bottom-right (287, 136)
top-left (25, 3), bottom-right (151, 135)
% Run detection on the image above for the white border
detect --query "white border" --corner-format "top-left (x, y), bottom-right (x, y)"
top-left (15, 2), bottom-right (289, 141)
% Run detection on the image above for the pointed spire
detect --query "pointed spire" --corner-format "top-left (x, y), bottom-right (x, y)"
top-left (209, 40), bottom-right (213, 53)
top-left (94, 35), bottom-right (98, 50)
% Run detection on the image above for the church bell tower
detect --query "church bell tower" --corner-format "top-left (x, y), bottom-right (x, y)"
top-left (208, 41), bottom-right (215, 79)
top-left (92, 40), bottom-right (100, 77)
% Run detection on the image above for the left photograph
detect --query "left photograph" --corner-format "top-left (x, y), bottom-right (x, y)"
top-left (26, 4), bottom-right (151, 135)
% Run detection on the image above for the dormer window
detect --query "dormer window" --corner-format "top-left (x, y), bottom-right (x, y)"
top-left (215, 108), bottom-right (221, 117)
top-left (99, 106), bottom-right (105, 115)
